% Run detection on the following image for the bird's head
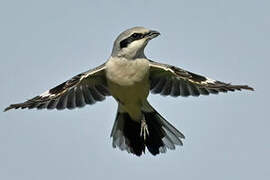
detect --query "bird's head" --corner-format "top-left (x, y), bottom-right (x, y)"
top-left (111, 27), bottom-right (160, 59)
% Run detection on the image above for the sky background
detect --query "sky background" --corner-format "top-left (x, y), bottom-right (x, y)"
top-left (0, 0), bottom-right (269, 180)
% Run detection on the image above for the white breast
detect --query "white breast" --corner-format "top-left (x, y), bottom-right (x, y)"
top-left (105, 57), bottom-right (150, 86)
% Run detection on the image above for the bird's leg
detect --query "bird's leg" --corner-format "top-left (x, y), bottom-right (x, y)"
top-left (140, 117), bottom-right (149, 140)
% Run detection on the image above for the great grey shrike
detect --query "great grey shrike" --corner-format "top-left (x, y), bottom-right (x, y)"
top-left (5, 27), bottom-right (254, 156)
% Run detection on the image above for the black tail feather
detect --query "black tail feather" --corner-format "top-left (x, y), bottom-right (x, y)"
top-left (122, 112), bottom-right (165, 156)
top-left (144, 112), bottom-right (165, 155)
top-left (111, 104), bottom-right (184, 156)
top-left (122, 113), bottom-right (145, 156)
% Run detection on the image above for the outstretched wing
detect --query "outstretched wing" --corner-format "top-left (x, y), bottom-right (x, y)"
top-left (4, 64), bottom-right (110, 111)
top-left (149, 61), bottom-right (253, 97)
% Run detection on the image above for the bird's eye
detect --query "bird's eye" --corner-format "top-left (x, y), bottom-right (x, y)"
top-left (131, 33), bottom-right (141, 39)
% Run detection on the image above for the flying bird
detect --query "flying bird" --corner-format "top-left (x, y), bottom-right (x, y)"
top-left (4, 27), bottom-right (253, 156)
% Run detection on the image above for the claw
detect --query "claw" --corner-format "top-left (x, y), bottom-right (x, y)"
top-left (140, 119), bottom-right (149, 140)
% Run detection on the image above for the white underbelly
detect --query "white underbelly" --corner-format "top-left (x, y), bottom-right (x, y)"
top-left (106, 57), bottom-right (150, 120)
top-left (108, 79), bottom-right (150, 105)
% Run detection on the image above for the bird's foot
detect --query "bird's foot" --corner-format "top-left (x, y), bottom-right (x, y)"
top-left (140, 119), bottom-right (149, 140)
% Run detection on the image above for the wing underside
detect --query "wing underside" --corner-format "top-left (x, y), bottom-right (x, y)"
top-left (4, 64), bottom-right (110, 111)
top-left (149, 61), bottom-right (254, 97)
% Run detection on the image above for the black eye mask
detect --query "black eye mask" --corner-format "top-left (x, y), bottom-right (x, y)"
top-left (120, 33), bottom-right (145, 49)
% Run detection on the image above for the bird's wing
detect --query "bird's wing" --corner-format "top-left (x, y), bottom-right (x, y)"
top-left (149, 61), bottom-right (254, 97)
top-left (4, 64), bottom-right (110, 111)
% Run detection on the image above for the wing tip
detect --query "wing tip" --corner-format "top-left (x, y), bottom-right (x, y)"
top-left (240, 85), bottom-right (254, 91)
top-left (3, 107), bottom-right (11, 112)
top-left (4, 102), bottom-right (30, 112)
top-left (4, 104), bottom-right (17, 112)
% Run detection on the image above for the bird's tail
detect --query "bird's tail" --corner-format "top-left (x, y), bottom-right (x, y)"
top-left (110, 101), bottom-right (185, 156)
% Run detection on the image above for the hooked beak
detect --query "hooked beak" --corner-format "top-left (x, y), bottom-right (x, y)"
top-left (147, 30), bottom-right (160, 39)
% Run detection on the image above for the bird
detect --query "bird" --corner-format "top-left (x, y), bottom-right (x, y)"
top-left (4, 26), bottom-right (254, 156)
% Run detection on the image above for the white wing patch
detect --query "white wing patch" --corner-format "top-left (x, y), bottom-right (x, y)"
top-left (201, 77), bottom-right (216, 84)
top-left (40, 90), bottom-right (54, 98)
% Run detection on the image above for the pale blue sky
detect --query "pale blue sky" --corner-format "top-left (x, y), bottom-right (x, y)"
top-left (1, 0), bottom-right (269, 180)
